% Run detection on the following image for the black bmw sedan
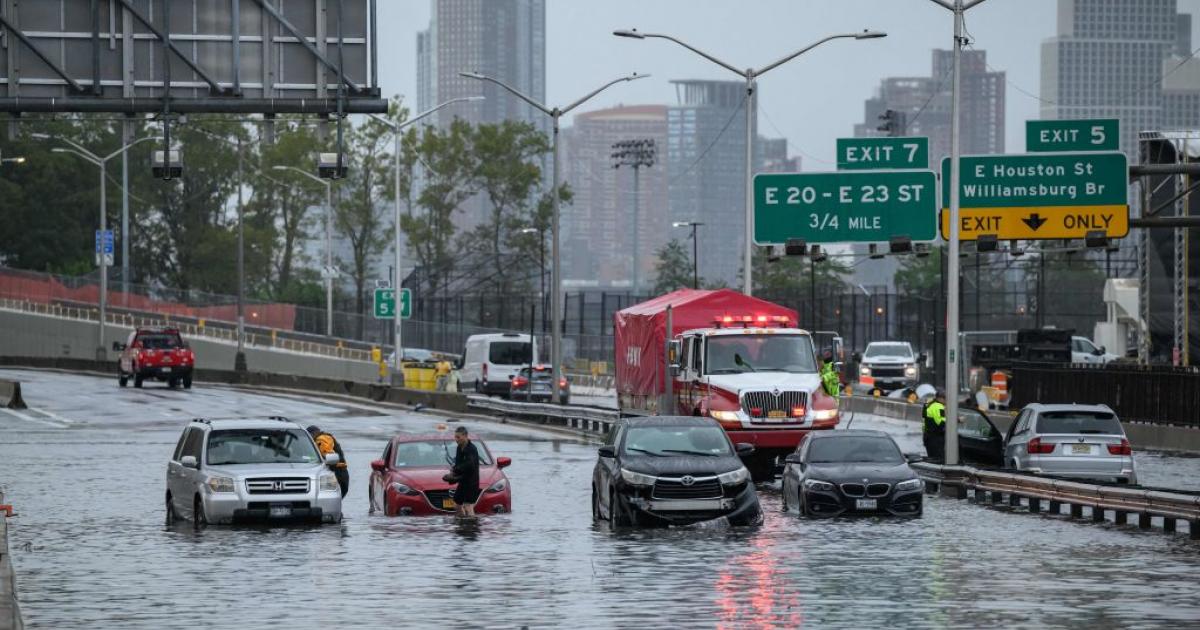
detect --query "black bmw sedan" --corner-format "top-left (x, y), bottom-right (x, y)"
top-left (592, 416), bottom-right (763, 527)
top-left (781, 430), bottom-right (924, 517)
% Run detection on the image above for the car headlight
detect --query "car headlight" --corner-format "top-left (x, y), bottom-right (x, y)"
top-left (895, 478), bottom-right (923, 492)
top-left (485, 479), bottom-right (508, 494)
top-left (803, 478), bottom-right (835, 492)
top-left (717, 467), bottom-right (750, 486)
top-left (709, 410), bottom-right (740, 422)
top-left (812, 409), bottom-right (839, 421)
top-left (390, 482), bottom-right (418, 496)
top-left (207, 476), bottom-right (235, 493)
top-left (320, 473), bottom-right (340, 493)
top-left (620, 468), bottom-right (657, 486)
top-left (860, 366), bottom-right (872, 376)
top-left (904, 365), bottom-right (917, 377)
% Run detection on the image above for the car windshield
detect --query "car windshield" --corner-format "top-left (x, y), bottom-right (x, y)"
top-left (1036, 411), bottom-right (1123, 435)
top-left (622, 426), bottom-right (732, 457)
top-left (138, 334), bottom-right (182, 350)
top-left (206, 429), bottom-right (320, 465)
top-left (864, 343), bottom-right (912, 359)
top-left (808, 436), bottom-right (904, 464)
top-left (393, 440), bottom-right (493, 468)
top-left (489, 341), bottom-right (532, 365)
top-left (706, 335), bottom-right (816, 374)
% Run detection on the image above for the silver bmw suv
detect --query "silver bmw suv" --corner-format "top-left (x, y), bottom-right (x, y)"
top-left (165, 417), bottom-right (344, 526)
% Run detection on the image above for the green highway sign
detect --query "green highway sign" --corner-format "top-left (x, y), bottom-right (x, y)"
top-left (837, 136), bottom-right (929, 170)
top-left (373, 287), bottom-right (411, 320)
top-left (939, 151), bottom-right (1129, 240)
top-left (753, 170), bottom-right (937, 244)
top-left (1026, 118), bottom-right (1119, 152)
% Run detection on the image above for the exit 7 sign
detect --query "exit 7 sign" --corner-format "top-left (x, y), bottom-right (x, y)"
top-left (837, 137), bottom-right (929, 170)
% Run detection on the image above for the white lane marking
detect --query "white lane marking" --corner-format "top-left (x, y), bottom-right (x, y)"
top-left (27, 407), bottom-right (79, 426)
top-left (0, 408), bottom-right (62, 427)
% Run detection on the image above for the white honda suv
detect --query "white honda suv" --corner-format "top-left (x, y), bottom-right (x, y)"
top-left (165, 417), bottom-right (344, 526)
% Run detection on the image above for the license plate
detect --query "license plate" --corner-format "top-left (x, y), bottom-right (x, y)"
top-left (767, 410), bottom-right (786, 419)
top-left (442, 498), bottom-right (456, 509)
top-left (855, 498), bottom-right (877, 510)
top-left (1071, 443), bottom-right (1091, 454)
top-left (269, 505), bottom-right (292, 518)
top-left (160, 367), bottom-right (171, 373)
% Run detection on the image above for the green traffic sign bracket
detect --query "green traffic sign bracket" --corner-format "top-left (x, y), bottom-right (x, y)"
top-left (1026, 118), bottom-right (1119, 152)
top-left (373, 287), bottom-right (411, 320)
top-left (753, 169), bottom-right (937, 244)
top-left (837, 136), bottom-right (929, 170)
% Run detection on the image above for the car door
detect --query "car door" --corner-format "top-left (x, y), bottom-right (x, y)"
top-left (1005, 411), bottom-right (1032, 468)
top-left (177, 427), bottom-right (205, 518)
top-left (371, 441), bottom-right (393, 513)
top-left (166, 427), bottom-right (192, 513)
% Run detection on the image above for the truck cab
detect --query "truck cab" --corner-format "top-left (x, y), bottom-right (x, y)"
top-left (672, 319), bottom-right (840, 481)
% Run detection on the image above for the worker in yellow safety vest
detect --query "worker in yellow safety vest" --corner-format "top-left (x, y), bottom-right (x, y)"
top-left (819, 349), bottom-right (841, 398)
top-left (922, 391), bottom-right (947, 462)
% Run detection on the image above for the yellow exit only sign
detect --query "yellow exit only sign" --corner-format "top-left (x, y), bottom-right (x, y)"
top-left (939, 205), bottom-right (1129, 240)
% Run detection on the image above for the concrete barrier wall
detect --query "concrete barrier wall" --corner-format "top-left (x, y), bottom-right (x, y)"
top-left (0, 308), bottom-right (378, 383)
top-left (0, 509), bottom-right (23, 630)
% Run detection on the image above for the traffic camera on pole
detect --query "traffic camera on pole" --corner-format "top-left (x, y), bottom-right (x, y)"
top-left (318, 152), bottom-right (348, 179)
top-left (152, 149), bottom-right (182, 179)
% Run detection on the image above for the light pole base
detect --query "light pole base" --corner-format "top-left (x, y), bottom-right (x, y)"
top-left (234, 352), bottom-right (248, 372)
top-left (95, 346), bottom-right (108, 362)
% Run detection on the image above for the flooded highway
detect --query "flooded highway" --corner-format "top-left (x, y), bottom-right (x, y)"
top-left (2, 368), bottom-right (1200, 629)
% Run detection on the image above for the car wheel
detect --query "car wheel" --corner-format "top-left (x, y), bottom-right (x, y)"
top-left (368, 487), bottom-right (376, 515)
top-left (168, 377), bottom-right (178, 389)
top-left (591, 486), bottom-right (600, 522)
top-left (800, 492), bottom-right (817, 518)
top-left (134, 374), bottom-right (144, 388)
top-left (192, 496), bottom-right (207, 530)
top-left (183, 376), bottom-right (193, 389)
top-left (165, 493), bottom-right (177, 525)
top-left (608, 486), bottom-right (633, 527)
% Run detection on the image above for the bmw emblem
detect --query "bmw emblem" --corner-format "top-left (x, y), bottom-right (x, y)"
top-left (681, 475), bottom-right (696, 486)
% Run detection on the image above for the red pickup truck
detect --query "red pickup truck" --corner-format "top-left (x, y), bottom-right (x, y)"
top-left (114, 327), bottom-right (195, 389)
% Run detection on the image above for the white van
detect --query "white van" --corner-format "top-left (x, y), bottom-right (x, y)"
top-left (460, 333), bottom-right (538, 396)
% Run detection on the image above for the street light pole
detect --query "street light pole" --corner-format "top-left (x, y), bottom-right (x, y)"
top-left (461, 70), bottom-right (647, 404)
top-left (614, 29), bottom-right (886, 296)
top-left (369, 95), bottom-right (483, 386)
top-left (35, 133), bottom-right (161, 361)
top-left (927, 0), bottom-right (989, 466)
top-left (273, 165), bottom-right (334, 337)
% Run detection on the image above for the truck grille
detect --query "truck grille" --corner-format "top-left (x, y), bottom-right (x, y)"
top-left (742, 391), bottom-right (808, 416)
top-left (868, 366), bottom-right (906, 378)
top-left (246, 478), bottom-right (310, 494)
top-left (652, 476), bottom-right (722, 500)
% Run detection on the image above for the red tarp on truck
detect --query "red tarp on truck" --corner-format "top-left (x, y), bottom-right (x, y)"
top-left (613, 289), bottom-right (800, 401)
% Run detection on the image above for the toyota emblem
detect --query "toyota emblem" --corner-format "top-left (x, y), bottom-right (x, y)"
top-left (680, 475), bottom-right (696, 486)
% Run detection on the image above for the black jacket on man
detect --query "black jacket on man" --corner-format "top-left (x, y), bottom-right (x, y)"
top-left (451, 440), bottom-right (481, 505)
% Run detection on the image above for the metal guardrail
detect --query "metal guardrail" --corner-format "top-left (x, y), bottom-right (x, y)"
top-left (466, 395), bottom-right (618, 437)
top-left (912, 462), bottom-right (1200, 539)
top-left (0, 297), bottom-right (375, 362)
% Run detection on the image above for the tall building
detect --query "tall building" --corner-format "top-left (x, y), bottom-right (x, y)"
top-left (560, 105), bottom-right (670, 290)
top-left (667, 80), bottom-right (755, 287)
top-left (853, 49), bottom-right (1005, 168)
top-left (850, 49), bottom-right (1005, 291)
top-left (416, 0), bottom-right (546, 135)
top-left (1040, 0), bottom-right (1198, 158)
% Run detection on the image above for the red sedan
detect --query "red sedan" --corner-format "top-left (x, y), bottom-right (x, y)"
top-left (368, 434), bottom-right (512, 516)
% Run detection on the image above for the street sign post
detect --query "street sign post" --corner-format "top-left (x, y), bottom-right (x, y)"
top-left (1026, 119), bottom-right (1119, 152)
top-left (939, 152), bottom-right (1129, 241)
top-left (836, 137), bottom-right (929, 170)
top-left (373, 288), bottom-right (411, 320)
top-left (753, 170), bottom-right (937, 244)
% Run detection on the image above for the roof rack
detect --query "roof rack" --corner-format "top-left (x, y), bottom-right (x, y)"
top-left (190, 418), bottom-right (210, 424)
top-left (267, 415), bottom-right (292, 422)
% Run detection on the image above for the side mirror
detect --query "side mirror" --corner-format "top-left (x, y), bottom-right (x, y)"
top-left (905, 453), bottom-right (922, 464)
top-left (784, 453), bottom-right (803, 465)
top-left (497, 456), bottom-right (512, 469)
top-left (667, 339), bottom-right (682, 367)
top-left (508, 374), bottom-right (515, 380)
top-left (735, 442), bottom-right (755, 456)
top-left (370, 459), bottom-right (386, 472)
top-left (598, 445), bottom-right (616, 458)
top-left (1096, 346), bottom-right (1106, 355)
top-left (112, 341), bottom-right (126, 351)
top-left (180, 455), bottom-right (198, 469)
top-left (324, 452), bottom-right (341, 466)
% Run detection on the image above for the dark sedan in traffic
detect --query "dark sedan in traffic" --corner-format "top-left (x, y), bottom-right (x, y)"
top-left (782, 430), bottom-right (924, 517)
top-left (592, 416), bottom-right (763, 528)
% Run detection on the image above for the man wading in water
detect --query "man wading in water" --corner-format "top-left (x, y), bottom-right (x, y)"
top-left (445, 426), bottom-right (481, 518)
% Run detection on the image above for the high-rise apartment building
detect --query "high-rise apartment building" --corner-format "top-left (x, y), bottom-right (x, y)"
top-left (667, 80), bottom-right (755, 287)
top-left (560, 105), bottom-right (670, 290)
top-left (853, 49), bottom-right (1005, 168)
top-left (1041, 0), bottom-right (1197, 158)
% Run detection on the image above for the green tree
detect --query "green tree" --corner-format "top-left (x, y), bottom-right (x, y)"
top-left (895, 245), bottom-right (943, 295)
top-left (753, 247), bottom-right (851, 296)
top-left (653, 239), bottom-right (698, 293)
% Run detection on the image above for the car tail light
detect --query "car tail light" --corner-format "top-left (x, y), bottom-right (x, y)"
top-left (511, 376), bottom-right (528, 388)
top-left (559, 378), bottom-right (568, 389)
top-left (1107, 439), bottom-right (1131, 456)
top-left (1027, 438), bottom-right (1055, 454)
top-left (749, 407), bottom-right (763, 417)
top-left (482, 364), bottom-right (488, 380)
top-left (790, 406), bottom-right (805, 418)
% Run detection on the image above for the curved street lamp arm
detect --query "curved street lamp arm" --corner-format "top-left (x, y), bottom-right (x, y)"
top-left (561, 73), bottom-right (650, 115)
top-left (51, 147), bottom-right (101, 167)
top-left (102, 136), bottom-right (163, 163)
top-left (754, 33), bottom-right (866, 78)
top-left (638, 32), bottom-right (742, 76)
top-left (459, 72), bottom-right (552, 117)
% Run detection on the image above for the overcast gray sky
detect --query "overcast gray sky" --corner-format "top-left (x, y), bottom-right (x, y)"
top-left (376, 1), bottom-right (1200, 170)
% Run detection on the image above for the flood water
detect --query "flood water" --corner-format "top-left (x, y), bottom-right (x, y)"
top-left (2, 369), bottom-right (1199, 629)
